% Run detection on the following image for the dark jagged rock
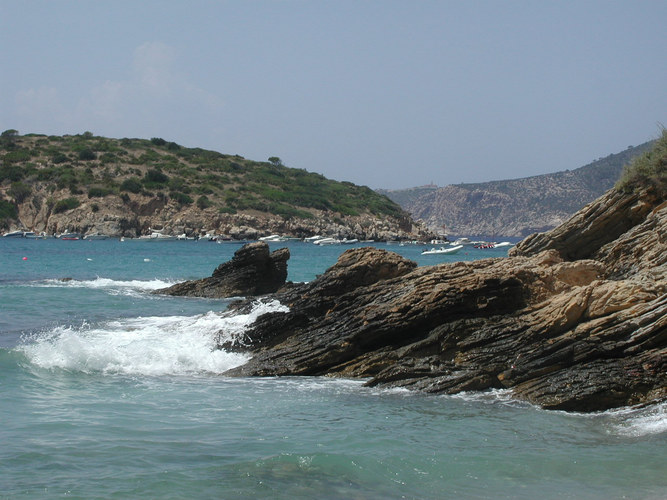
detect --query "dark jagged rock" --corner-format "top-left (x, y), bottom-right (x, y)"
top-left (221, 187), bottom-right (666, 412)
top-left (156, 241), bottom-right (289, 298)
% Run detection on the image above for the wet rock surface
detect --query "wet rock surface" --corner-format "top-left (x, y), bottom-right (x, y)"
top-left (221, 187), bottom-right (666, 412)
top-left (155, 241), bottom-right (289, 298)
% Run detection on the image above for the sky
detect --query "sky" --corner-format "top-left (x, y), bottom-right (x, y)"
top-left (1, 1), bottom-right (665, 190)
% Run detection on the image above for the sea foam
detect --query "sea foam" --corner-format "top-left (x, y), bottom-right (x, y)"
top-left (37, 276), bottom-right (177, 295)
top-left (18, 300), bottom-right (288, 376)
top-left (605, 400), bottom-right (667, 437)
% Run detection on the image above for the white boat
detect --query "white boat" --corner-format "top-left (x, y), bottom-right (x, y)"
top-left (304, 235), bottom-right (324, 243)
top-left (83, 233), bottom-right (110, 240)
top-left (176, 233), bottom-right (196, 240)
top-left (313, 237), bottom-right (340, 245)
top-left (2, 230), bottom-right (25, 238)
top-left (422, 245), bottom-right (464, 255)
top-left (137, 232), bottom-right (178, 241)
top-left (259, 234), bottom-right (288, 242)
top-left (453, 238), bottom-right (473, 246)
top-left (23, 231), bottom-right (47, 239)
top-left (493, 241), bottom-right (514, 248)
top-left (340, 238), bottom-right (359, 244)
top-left (58, 232), bottom-right (81, 240)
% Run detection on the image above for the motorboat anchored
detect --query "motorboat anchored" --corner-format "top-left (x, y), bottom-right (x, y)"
top-left (421, 245), bottom-right (464, 255)
top-left (137, 232), bottom-right (179, 241)
top-left (58, 231), bottom-right (81, 240)
top-left (313, 237), bottom-right (341, 245)
top-left (24, 231), bottom-right (48, 239)
top-left (259, 234), bottom-right (288, 242)
top-left (3, 230), bottom-right (25, 237)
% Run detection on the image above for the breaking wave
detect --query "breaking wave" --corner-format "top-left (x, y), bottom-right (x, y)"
top-left (18, 300), bottom-right (288, 376)
top-left (33, 277), bottom-right (177, 295)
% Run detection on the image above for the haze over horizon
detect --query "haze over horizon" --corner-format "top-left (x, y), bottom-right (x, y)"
top-left (2, 1), bottom-right (665, 190)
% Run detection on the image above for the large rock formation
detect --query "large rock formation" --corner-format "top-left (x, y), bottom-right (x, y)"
top-left (156, 242), bottom-right (289, 298)
top-left (221, 186), bottom-right (666, 412)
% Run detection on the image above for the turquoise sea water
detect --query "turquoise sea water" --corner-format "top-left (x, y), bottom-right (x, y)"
top-left (1, 239), bottom-right (665, 499)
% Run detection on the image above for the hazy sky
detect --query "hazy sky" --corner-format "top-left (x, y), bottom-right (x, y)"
top-left (2, 1), bottom-right (665, 189)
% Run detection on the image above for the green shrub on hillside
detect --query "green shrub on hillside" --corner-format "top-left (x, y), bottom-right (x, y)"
top-left (171, 192), bottom-right (193, 206)
top-left (9, 182), bottom-right (31, 203)
top-left (88, 187), bottom-right (114, 198)
top-left (0, 164), bottom-right (25, 182)
top-left (2, 149), bottom-right (31, 163)
top-left (52, 152), bottom-right (69, 164)
top-left (0, 198), bottom-right (18, 227)
top-left (53, 197), bottom-right (80, 214)
top-left (99, 153), bottom-right (118, 164)
top-left (78, 148), bottom-right (96, 161)
top-left (196, 195), bottom-right (212, 209)
top-left (143, 169), bottom-right (169, 186)
top-left (617, 129), bottom-right (667, 193)
top-left (120, 177), bottom-right (143, 193)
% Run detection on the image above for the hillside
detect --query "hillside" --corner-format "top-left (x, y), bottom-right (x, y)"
top-left (378, 141), bottom-right (655, 238)
top-left (0, 131), bottom-right (426, 240)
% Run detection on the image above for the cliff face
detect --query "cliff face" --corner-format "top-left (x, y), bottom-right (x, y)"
top-left (219, 184), bottom-right (666, 411)
top-left (379, 141), bottom-right (654, 237)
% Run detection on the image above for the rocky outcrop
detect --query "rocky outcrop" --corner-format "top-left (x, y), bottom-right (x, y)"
top-left (221, 186), bottom-right (666, 412)
top-left (156, 242), bottom-right (289, 298)
top-left (510, 187), bottom-right (664, 263)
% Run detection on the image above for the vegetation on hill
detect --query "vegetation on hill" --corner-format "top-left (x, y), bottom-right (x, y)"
top-left (0, 131), bottom-right (406, 233)
top-left (616, 128), bottom-right (667, 193)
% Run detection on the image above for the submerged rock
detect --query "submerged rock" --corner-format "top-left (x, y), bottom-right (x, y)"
top-left (221, 187), bottom-right (666, 412)
top-left (155, 241), bottom-right (289, 298)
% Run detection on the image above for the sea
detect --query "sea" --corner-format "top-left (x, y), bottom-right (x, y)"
top-left (1, 238), bottom-right (665, 500)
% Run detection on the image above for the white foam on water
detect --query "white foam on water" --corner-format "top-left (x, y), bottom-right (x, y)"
top-left (213, 299), bottom-right (289, 347)
top-left (29, 277), bottom-right (178, 297)
top-left (448, 388), bottom-right (531, 407)
top-left (602, 400), bottom-right (667, 437)
top-left (18, 300), bottom-right (289, 376)
top-left (39, 276), bottom-right (176, 291)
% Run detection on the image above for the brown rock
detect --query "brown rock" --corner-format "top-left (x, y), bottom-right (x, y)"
top-left (155, 241), bottom-right (289, 298)
top-left (221, 186), bottom-right (666, 412)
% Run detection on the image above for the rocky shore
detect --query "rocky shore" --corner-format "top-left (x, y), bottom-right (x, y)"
top-left (6, 190), bottom-right (427, 242)
top-left (201, 184), bottom-right (666, 412)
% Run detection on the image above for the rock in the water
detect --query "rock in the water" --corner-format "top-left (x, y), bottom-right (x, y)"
top-left (156, 241), bottom-right (289, 298)
top-left (221, 186), bottom-right (666, 412)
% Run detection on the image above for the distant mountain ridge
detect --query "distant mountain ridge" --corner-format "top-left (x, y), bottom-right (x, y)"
top-left (378, 141), bottom-right (655, 238)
